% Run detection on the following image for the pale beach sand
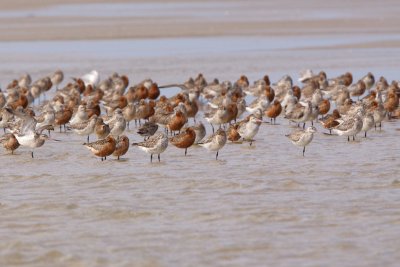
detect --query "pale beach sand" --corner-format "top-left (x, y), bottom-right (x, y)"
top-left (0, 0), bottom-right (399, 44)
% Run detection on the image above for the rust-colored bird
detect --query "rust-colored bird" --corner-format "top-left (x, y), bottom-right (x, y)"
top-left (169, 127), bottom-right (196, 156)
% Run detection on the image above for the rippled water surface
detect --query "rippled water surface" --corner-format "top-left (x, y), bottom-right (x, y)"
top-left (1, 4), bottom-right (400, 267)
top-left (1, 117), bottom-right (400, 267)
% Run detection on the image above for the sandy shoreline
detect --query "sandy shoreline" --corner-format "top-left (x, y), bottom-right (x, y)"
top-left (1, 17), bottom-right (400, 42)
top-left (0, 0), bottom-right (399, 42)
top-left (0, 0), bottom-right (201, 10)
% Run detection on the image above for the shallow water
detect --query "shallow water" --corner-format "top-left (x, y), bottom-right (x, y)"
top-left (0, 1), bottom-right (375, 21)
top-left (1, 119), bottom-right (400, 267)
top-left (1, 2), bottom-right (400, 267)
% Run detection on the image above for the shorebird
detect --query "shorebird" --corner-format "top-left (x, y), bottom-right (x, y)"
top-left (236, 74), bottom-right (250, 89)
top-left (55, 106), bottom-right (73, 133)
top-left (236, 98), bottom-right (247, 118)
top-left (286, 126), bottom-right (317, 156)
top-left (51, 70), bottom-right (64, 90)
top-left (246, 96), bottom-right (270, 114)
top-left (134, 99), bottom-right (154, 125)
top-left (166, 110), bottom-right (187, 135)
top-left (337, 98), bottom-right (354, 116)
top-left (190, 121), bottom-right (206, 144)
top-left (184, 98), bottom-right (199, 122)
top-left (319, 109), bottom-right (340, 134)
top-left (301, 80), bottom-right (319, 100)
top-left (6, 107), bottom-right (53, 158)
top-left (372, 92), bottom-right (387, 130)
top-left (349, 80), bottom-right (366, 99)
top-left (83, 135), bottom-right (116, 161)
top-left (0, 133), bottom-right (20, 154)
top-left (95, 117), bottom-right (110, 140)
top-left (35, 105), bottom-right (55, 135)
top-left (330, 72), bottom-right (353, 86)
top-left (198, 128), bottom-right (227, 160)
top-left (332, 109), bottom-right (363, 141)
top-left (148, 82), bottom-right (160, 100)
top-left (137, 121), bottom-right (158, 140)
top-left (361, 112), bottom-right (374, 138)
top-left (104, 95), bottom-right (128, 116)
top-left (243, 80), bottom-right (266, 97)
top-left (299, 68), bottom-right (314, 81)
top-left (204, 106), bottom-right (229, 132)
top-left (16, 130), bottom-right (51, 158)
top-left (318, 99), bottom-right (331, 118)
top-left (86, 100), bottom-right (101, 118)
top-left (307, 103), bottom-right (320, 126)
top-left (265, 100), bottom-right (282, 124)
top-left (384, 90), bottom-right (399, 119)
top-left (284, 101), bottom-right (312, 128)
top-left (238, 116), bottom-right (262, 145)
top-left (265, 85), bottom-right (275, 102)
top-left (361, 72), bottom-right (375, 91)
top-left (108, 112), bottom-right (127, 138)
top-left (18, 73), bottom-right (32, 88)
top-left (123, 103), bottom-right (137, 129)
top-left (227, 123), bottom-right (241, 142)
top-left (272, 74), bottom-right (293, 100)
top-left (169, 127), bottom-right (196, 156)
top-left (69, 104), bottom-right (88, 125)
top-left (70, 115), bottom-right (97, 142)
top-left (132, 132), bottom-right (168, 162)
top-left (0, 89), bottom-right (6, 109)
top-left (281, 89), bottom-right (298, 111)
top-left (113, 135), bottom-right (129, 160)
top-left (80, 70), bottom-right (100, 87)
top-left (0, 107), bottom-right (13, 132)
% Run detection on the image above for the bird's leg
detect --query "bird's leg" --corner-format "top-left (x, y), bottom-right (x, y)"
top-left (150, 154), bottom-right (153, 163)
top-left (216, 151), bottom-right (219, 160)
top-left (31, 151), bottom-right (34, 158)
top-left (303, 146), bottom-right (305, 157)
top-left (158, 154), bottom-right (161, 162)
top-left (185, 148), bottom-right (187, 156)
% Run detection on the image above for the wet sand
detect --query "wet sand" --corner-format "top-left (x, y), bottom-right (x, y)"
top-left (0, 0), bottom-right (399, 41)
top-left (1, 1), bottom-right (400, 267)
